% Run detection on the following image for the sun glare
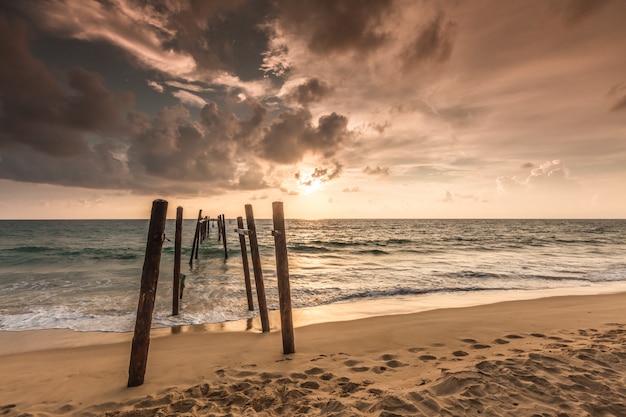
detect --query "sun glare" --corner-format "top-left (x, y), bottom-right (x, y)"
top-left (300, 178), bottom-right (322, 195)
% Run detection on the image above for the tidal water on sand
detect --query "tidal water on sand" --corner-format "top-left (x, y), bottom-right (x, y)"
top-left (0, 219), bottom-right (624, 332)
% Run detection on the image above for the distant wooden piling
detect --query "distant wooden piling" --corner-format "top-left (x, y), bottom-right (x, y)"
top-left (217, 215), bottom-right (222, 243)
top-left (172, 206), bottom-right (183, 316)
top-left (189, 210), bottom-right (202, 266)
top-left (236, 216), bottom-right (254, 311)
top-left (271, 201), bottom-right (295, 354)
top-left (128, 199), bottom-right (168, 387)
top-left (194, 210), bottom-right (202, 262)
top-left (221, 214), bottom-right (228, 259)
top-left (245, 204), bottom-right (270, 332)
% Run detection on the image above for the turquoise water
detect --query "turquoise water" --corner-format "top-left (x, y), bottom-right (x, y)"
top-left (0, 219), bottom-right (625, 332)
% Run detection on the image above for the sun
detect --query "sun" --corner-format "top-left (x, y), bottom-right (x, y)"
top-left (300, 178), bottom-right (323, 195)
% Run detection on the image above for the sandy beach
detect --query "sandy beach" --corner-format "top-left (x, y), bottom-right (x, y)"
top-left (1, 292), bottom-right (625, 416)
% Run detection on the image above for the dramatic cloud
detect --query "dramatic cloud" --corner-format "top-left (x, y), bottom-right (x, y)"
top-left (171, 90), bottom-right (207, 108)
top-left (399, 12), bottom-right (457, 72)
top-left (260, 110), bottom-right (352, 163)
top-left (24, 0), bottom-right (197, 78)
top-left (279, 0), bottom-right (393, 56)
top-left (288, 78), bottom-right (334, 107)
top-left (552, 0), bottom-right (613, 25)
top-left (0, 15), bottom-right (131, 157)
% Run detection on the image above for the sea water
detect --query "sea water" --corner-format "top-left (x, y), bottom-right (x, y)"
top-left (0, 219), bottom-right (624, 332)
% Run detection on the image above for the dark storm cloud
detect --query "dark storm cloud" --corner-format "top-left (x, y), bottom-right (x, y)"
top-left (0, 14), bottom-right (132, 157)
top-left (162, 0), bottom-right (277, 81)
top-left (288, 78), bottom-right (334, 107)
top-left (0, 141), bottom-right (129, 189)
top-left (66, 68), bottom-right (134, 129)
top-left (399, 12), bottom-right (456, 72)
top-left (259, 109), bottom-right (352, 164)
top-left (128, 105), bottom-right (236, 183)
top-left (279, 0), bottom-right (393, 56)
top-left (552, 0), bottom-right (613, 25)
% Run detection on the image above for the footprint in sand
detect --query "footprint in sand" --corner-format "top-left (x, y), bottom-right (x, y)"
top-left (344, 359), bottom-right (362, 367)
top-left (305, 367), bottom-right (324, 375)
top-left (290, 372), bottom-right (308, 380)
top-left (471, 344), bottom-right (491, 349)
top-left (381, 354), bottom-right (396, 361)
top-left (408, 347), bottom-right (426, 353)
top-left (493, 338), bottom-right (510, 344)
top-left (453, 350), bottom-right (469, 357)
top-left (300, 381), bottom-right (320, 389)
top-left (372, 366), bottom-right (387, 374)
top-left (505, 334), bottom-right (524, 339)
top-left (320, 372), bottom-right (334, 380)
top-left (418, 355), bottom-right (437, 361)
top-left (531, 333), bottom-right (546, 338)
top-left (461, 338), bottom-right (477, 344)
top-left (386, 360), bottom-right (408, 368)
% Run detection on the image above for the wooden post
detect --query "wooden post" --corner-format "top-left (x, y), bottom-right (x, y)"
top-left (173, 206), bottom-right (183, 316)
top-left (221, 214), bottom-right (228, 260)
top-left (194, 210), bottom-right (202, 261)
top-left (206, 216), bottom-right (210, 239)
top-left (245, 204), bottom-right (270, 332)
top-left (237, 216), bottom-right (254, 311)
top-left (217, 215), bottom-right (222, 243)
top-left (189, 209), bottom-right (202, 266)
top-left (271, 201), bottom-right (295, 354)
top-left (128, 199), bottom-right (168, 387)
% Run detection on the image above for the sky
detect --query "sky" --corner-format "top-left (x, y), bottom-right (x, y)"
top-left (0, 0), bottom-right (625, 220)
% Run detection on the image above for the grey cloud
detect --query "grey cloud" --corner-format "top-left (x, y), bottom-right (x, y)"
top-left (279, 0), bottom-right (393, 56)
top-left (0, 141), bottom-right (129, 189)
top-left (164, 0), bottom-right (277, 81)
top-left (260, 109), bottom-right (352, 163)
top-left (399, 13), bottom-right (457, 72)
top-left (0, 15), bottom-right (131, 158)
top-left (235, 162), bottom-right (270, 190)
top-left (289, 78), bottom-right (334, 107)
top-left (66, 67), bottom-right (134, 130)
top-left (296, 161), bottom-right (343, 186)
top-left (363, 166), bottom-right (390, 177)
top-left (552, 0), bottom-right (613, 26)
top-left (610, 95), bottom-right (626, 112)
top-left (128, 105), bottom-right (236, 183)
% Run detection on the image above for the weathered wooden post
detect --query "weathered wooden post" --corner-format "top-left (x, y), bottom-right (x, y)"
top-left (271, 201), bottom-right (295, 354)
top-left (128, 199), bottom-right (168, 387)
top-left (173, 206), bottom-right (183, 316)
top-left (189, 209), bottom-right (202, 266)
top-left (236, 216), bottom-right (254, 311)
top-left (245, 204), bottom-right (270, 332)
top-left (221, 214), bottom-right (228, 260)
top-left (193, 210), bottom-right (202, 261)
top-left (217, 215), bottom-right (222, 243)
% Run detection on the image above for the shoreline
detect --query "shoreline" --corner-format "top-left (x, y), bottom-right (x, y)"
top-left (1, 290), bottom-right (626, 415)
top-left (2, 281), bottom-right (626, 356)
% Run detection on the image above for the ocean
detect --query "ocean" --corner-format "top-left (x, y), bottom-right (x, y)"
top-left (0, 219), bottom-right (625, 333)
